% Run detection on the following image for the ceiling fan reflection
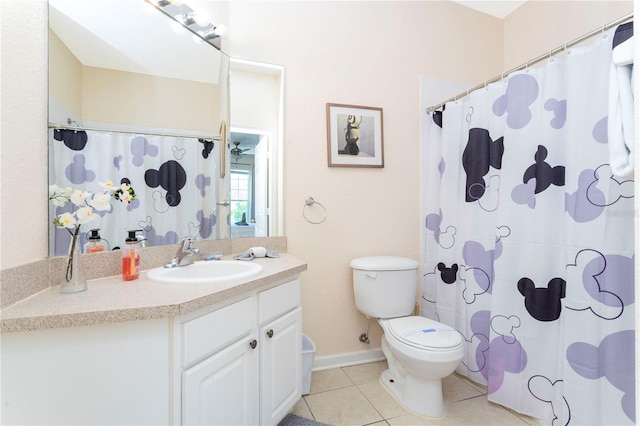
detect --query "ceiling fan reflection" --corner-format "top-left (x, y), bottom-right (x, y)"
top-left (230, 141), bottom-right (250, 159)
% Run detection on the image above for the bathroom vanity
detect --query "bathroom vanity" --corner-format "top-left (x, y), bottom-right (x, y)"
top-left (0, 254), bottom-right (306, 425)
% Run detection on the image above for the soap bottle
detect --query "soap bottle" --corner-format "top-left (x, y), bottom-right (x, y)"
top-left (122, 230), bottom-right (142, 281)
top-left (85, 229), bottom-right (106, 253)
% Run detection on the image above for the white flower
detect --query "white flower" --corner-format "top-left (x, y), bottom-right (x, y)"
top-left (49, 184), bottom-right (62, 197)
top-left (76, 206), bottom-right (98, 225)
top-left (120, 191), bottom-right (133, 203)
top-left (99, 180), bottom-right (116, 192)
top-left (57, 212), bottom-right (77, 229)
top-left (90, 192), bottom-right (113, 212)
top-left (49, 184), bottom-right (72, 207)
top-left (70, 190), bottom-right (92, 206)
top-left (50, 180), bottom-right (132, 233)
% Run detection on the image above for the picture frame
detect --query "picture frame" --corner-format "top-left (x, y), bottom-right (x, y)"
top-left (326, 103), bottom-right (384, 168)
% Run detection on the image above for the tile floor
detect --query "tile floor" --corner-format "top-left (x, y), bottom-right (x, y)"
top-left (289, 361), bottom-right (543, 426)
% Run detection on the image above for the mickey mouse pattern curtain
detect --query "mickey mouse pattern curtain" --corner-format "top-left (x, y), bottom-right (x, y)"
top-left (422, 28), bottom-right (635, 425)
top-left (49, 130), bottom-right (220, 255)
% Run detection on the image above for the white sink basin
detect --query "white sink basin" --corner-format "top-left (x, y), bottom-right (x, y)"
top-left (147, 261), bottom-right (263, 284)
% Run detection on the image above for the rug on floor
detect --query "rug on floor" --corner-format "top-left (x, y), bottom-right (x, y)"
top-left (278, 414), bottom-right (332, 426)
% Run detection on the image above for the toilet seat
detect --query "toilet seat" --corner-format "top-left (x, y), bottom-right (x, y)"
top-left (386, 316), bottom-right (463, 351)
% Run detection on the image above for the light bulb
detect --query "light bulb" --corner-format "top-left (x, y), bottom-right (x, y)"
top-left (213, 24), bottom-right (228, 37)
top-left (141, 1), bottom-right (159, 15)
top-left (192, 9), bottom-right (210, 27)
top-left (170, 20), bottom-right (186, 35)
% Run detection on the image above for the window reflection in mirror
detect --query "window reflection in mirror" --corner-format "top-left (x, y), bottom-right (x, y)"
top-left (229, 130), bottom-right (272, 238)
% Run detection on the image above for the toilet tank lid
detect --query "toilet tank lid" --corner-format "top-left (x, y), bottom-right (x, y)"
top-left (350, 256), bottom-right (419, 271)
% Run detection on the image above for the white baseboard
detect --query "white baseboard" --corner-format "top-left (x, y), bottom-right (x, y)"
top-left (311, 348), bottom-right (386, 371)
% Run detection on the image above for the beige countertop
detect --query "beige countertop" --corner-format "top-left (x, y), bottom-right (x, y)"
top-left (0, 254), bottom-right (307, 333)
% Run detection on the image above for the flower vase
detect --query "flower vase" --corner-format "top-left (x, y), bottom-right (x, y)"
top-left (60, 228), bottom-right (88, 294)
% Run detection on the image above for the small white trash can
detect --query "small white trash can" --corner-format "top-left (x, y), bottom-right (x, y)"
top-left (301, 334), bottom-right (316, 395)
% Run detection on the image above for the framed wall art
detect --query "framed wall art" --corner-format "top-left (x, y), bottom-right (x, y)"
top-left (326, 103), bottom-right (384, 168)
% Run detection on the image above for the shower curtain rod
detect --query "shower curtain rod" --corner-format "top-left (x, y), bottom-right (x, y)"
top-left (48, 122), bottom-right (221, 141)
top-left (425, 12), bottom-right (633, 113)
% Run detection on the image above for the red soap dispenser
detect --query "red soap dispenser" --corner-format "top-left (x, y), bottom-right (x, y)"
top-left (122, 230), bottom-right (142, 281)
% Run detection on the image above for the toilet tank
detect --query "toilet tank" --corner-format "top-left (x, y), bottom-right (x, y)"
top-left (350, 256), bottom-right (419, 319)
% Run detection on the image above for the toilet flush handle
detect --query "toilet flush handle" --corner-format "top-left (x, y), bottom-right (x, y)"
top-left (366, 272), bottom-right (377, 279)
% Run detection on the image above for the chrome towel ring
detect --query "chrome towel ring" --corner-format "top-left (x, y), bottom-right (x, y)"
top-left (303, 196), bottom-right (327, 224)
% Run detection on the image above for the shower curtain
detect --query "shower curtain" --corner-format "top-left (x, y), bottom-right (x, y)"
top-left (49, 130), bottom-right (221, 255)
top-left (422, 29), bottom-right (635, 425)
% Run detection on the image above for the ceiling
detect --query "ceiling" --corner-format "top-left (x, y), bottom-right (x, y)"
top-left (48, 0), bottom-right (222, 84)
top-left (452, 0), bottom-right (528, 19)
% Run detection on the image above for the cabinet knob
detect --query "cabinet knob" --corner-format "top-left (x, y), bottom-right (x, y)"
top-left (266, 329), bottom-right (274, 338)
top-left (249, 339), bottom-right (257, 349)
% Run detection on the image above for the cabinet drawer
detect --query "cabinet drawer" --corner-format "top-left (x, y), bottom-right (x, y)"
top-left (182, 297), bottom-right (255, 367)
top-left (258, 279), bottom-right (301, 325)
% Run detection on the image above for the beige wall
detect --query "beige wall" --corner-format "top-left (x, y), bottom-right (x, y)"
top-left (49, 29), bottom-right (219, 133)
top-left (0, 0), bottom-right (633, 359)
top-left (49, 29), bottom-right (82, 119)
top-left (225, 1), bottom-right (496, 357)
top-left (1, 0), bottom-right (49, 270)
top-left (231, 69), bottom-right (281, 133)
top-left (81, 67), bottom-right (219, 133)
top-left (504, 1), bottom-right (632, 69)
top-left (222, 0), bottom-right (632, 357)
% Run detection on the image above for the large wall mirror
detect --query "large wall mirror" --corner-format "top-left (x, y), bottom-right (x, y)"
top-left (48, 0), bottom-right (284, 256)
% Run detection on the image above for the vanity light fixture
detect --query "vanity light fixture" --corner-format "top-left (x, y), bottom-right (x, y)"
top-left (175, 13), bottom-right (196, 26)
top-left (153, 0), bottom-right (182, 7)
top-left (201, 25), bottom-right (227, 40)
top-left (145, 0), bottom-right (224, 50)
top-left (176, 10), bottom-right (211, 27)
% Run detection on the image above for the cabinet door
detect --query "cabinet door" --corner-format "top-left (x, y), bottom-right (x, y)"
top-left (183, 335), bottom-right (259, 426)
top-left (260, 307), bottom-right (302, 425)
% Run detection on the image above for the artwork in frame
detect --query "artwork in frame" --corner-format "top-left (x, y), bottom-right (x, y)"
top-left (326, 103), bottom-right (384, 168)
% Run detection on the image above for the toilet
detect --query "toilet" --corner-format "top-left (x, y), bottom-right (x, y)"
top-left (350, 256), bottom-right (464, 418)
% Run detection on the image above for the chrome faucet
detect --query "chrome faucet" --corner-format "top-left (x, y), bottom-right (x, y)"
top-left (165, 237), bottom-right (200, 268)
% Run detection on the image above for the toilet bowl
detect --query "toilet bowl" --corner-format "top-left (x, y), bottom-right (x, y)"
top-left (350, 256), bottom-right (465, 419)
top-left (378, 316), bottom-right (464, 418)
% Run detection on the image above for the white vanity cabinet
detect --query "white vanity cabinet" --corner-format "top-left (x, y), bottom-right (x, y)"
top-left (0, 254), bottom-right (307, 426)
top-left (177, 278), bottom-right (302, 425)
top-left (180, 295), bottom-right (259, 425)
top-left (258, 280), bottom-right (302, 425)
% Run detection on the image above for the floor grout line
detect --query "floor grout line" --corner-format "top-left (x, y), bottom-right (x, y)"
top-left (301, 363), bottom-right (544, 426)
top-left (353, 382), bottom-right (387, 425)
